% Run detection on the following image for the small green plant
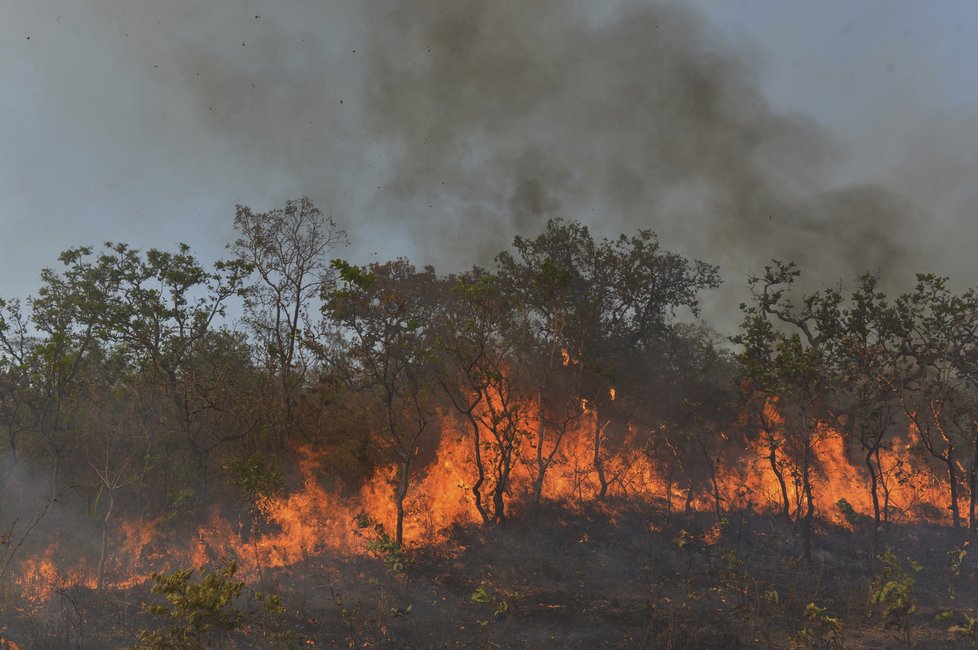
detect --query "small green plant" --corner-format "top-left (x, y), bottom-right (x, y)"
top-left (870, 549), bottom-right (921, 645)
top-left (714, 547), bottom-right (749, 608)
top-left (391, 604), bottom-right (413, 617)
top-left (367, 532), bottom-right (408, 572)
top-left (835, 498), bottom-right (869, 528)
top-left (470, 584), bottom-right (513, 619)
top-left (470, 585), bottom-right (492, 604)
top-left (789, 602), bottom-right (845, 649)
top-left (946, 610), bottom-right (978, 640)
top-left (136, 561), bottom-right (246, 649)
top-left (673, 528), bottom-right (695, 550)
top-left (948, 544), bottom-right (968, 600)
top-left (136, 560), bottom-right (290, 649)
top-left (354, 512), bottom-right (409, 573)
top-left (674, 528), bottom-right (706, 574)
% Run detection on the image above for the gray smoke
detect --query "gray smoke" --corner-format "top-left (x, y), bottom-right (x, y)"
top-left (7, 1), bottom-right (951, 326)
top-left (165, 2), bottom-right (919, 307)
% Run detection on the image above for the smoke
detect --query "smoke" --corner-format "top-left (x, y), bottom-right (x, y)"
top-left (5, 1), bottom-right (947, 325)
top-left (163, 2), bottom-right (921, 307)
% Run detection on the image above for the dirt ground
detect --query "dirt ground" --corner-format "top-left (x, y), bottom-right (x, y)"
top-left (6, 502), bottom-right (978, 648)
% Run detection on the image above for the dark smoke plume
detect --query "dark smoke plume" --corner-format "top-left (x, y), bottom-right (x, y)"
top-left (102, 1), bottom-right (921, 321)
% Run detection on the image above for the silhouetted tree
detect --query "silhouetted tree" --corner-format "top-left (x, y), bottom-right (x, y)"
top-left (232, 198), bottom-right (347, 444)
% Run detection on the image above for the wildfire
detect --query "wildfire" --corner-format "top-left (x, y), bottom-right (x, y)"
top-left (725, 401), bottom-right (952, 528)
top-left (6, 393), bottom-right (957, 609)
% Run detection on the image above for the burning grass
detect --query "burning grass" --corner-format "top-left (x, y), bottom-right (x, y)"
top-left (0, 402), bottom-right (970, 648)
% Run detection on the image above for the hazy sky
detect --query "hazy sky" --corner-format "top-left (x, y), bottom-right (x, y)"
top-left (3, 1), bottom-right (978, 328)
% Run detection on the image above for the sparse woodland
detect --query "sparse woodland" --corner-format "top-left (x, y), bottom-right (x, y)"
top-left (3, 199), bottom-right (978, 648)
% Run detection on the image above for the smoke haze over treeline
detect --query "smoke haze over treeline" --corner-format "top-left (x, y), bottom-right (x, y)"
top-left (4, 2), bottom-right (978, 325)
top-left (10, 4), bottom-right (978, 646)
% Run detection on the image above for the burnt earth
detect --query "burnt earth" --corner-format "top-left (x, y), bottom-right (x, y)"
top-left (6, 503), bottom-right (978, 648)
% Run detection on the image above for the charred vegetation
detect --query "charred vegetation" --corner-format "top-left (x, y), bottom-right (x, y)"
top-left (0, 209), bottom-right (977, 648)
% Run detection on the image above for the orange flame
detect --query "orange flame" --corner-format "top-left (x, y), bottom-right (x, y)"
top-left (9, 393), bottom-right (958, 606)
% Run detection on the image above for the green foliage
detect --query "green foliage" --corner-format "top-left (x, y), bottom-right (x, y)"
top-left (948, 544), bottom-right (968, 600)
top-left (673, 528), bottom-right (695, 550)
top-left (948, 546), bottom-right (968, 577)
top-left (470, 585), bottom-right (491, 604)
top-left (790, 602), bottom-right (845, 649)
top-left (331, 259), bottom-right (376, 290)
top-left (835, 498), bottom-right (869, 528)
top-left (367, 532), bottom-right (408, 573)
top-left (870, 549), bottom-right (921, 642)
top-left (136, 560), bottom-right (291, 649)
top-left (136, 561), bottom-right (246, 649)
top-left (390, 603), bottom-right (413, 617)
top-left (146, 484), bottom-right (198, 528)
top-left (945, 610), bottom-right (978, 640)
top-left (713, 547), bottom-right (752, 611)
top-left (355, 512), bottom-right (409, 573)
top-left (470, 583), bottom-right (515, 620)
top-left (222, 454), bottom-right (283, 503)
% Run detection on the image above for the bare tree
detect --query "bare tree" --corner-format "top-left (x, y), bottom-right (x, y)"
top-left (232, 198), bottom-right (348, 445)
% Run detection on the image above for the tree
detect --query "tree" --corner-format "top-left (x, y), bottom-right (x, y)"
top-left (232, 198), bottom-right (348, 445)
top-left (886, 275), bottom-right (978, 529)
top-left (0, 300), bottom-right (32, 475)
top-left (85, 242), bottom-right (250, 483)
top-left (735, 310), bottom-right (793, 525)
top-left (323, 259), bottom-right (441, 546)
top-left (78, 348), bottom-right (149, 591)
top-left (745, 265), bottom-right (905, 547)
top-left (0, 248), bottom-right (114, 493)
top-left (435, 270), bottom-right (531, 525)
top-left (496, 219), bottom-right (720, 499)
top-left (738, 263), bottom-right (837, 564)
top-left (640, 325), bottom-right (736, 519)
top-left (827, 275), bottom-right (901, 541)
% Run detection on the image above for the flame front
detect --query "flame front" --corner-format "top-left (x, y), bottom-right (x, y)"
top-left (7, 393), bottom-right (957, 606)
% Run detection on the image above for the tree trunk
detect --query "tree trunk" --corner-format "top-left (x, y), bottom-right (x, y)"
top-left (532, 472), bottom-right (545, 504)
top-left (394, 460), bottom-right (410, 546)
top-left (767, 436), bottom-right (791, 526)
top-left (801, 437), bottom-right (815, 567)
top-left (862, 446), bottom-right (883, 570)
top-left (865, 447), bottom-right (882, 557)
top-left (50, 453), bottom-right (60, 498)
top-left (708, 457), bottom-right (723, 521)
top-left (865, 449), bottom-right (881, 529)
top-left (875, 446), bottom-right (892, 523)
top-left (97, 493), bottom-right (114, 592)
top-left (594, 416), bottom-right (610, 500)
top-left (280, 371), bottom-right (292, 448)
top-left (665, 467), bottom-right (674, 513)
top-left (533, 391), bottom-right (547, 503)
top-left (969, 430), bottom-right (978, 531)
top-left (493, 453), bottom-right (509, 525)
top-left (696, 436), bottom-right (723, 521)
top-left (947, 450), bottom-right (961, 529)
top-left (468, 414), bottom-right (491, 526)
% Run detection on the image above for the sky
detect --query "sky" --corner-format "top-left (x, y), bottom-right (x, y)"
top-left (3, 1), bottom-right (978, 330)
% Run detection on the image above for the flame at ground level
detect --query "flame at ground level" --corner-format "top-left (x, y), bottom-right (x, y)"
top-left (7, 402), bottom-right (958, 609)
